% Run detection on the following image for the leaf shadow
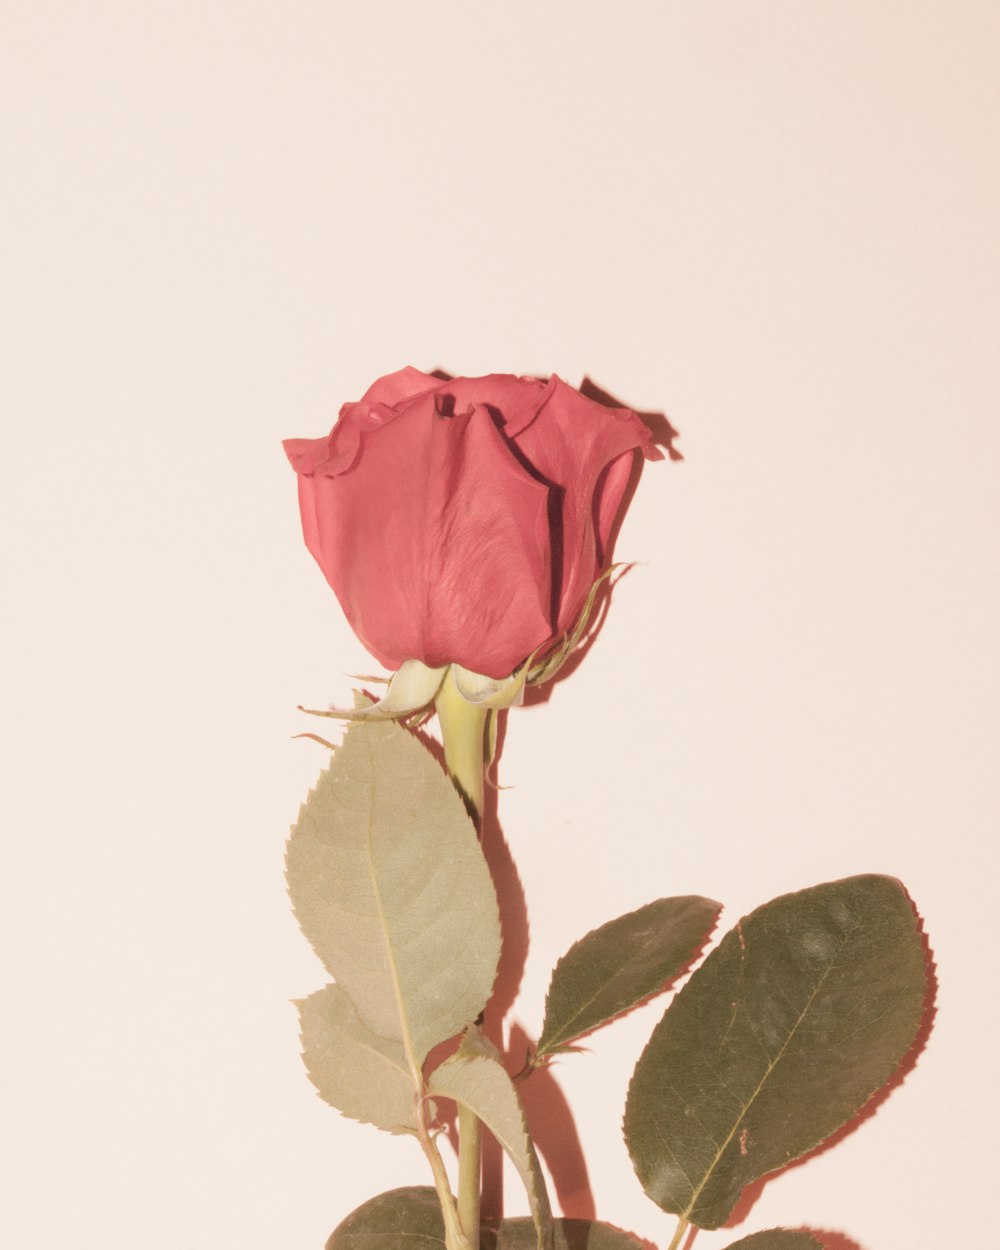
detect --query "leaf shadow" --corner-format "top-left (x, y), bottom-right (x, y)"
top-left (721, 892), bottom-right (938, 1233)
top-left (508, 1020), bottom-right (597, 1222)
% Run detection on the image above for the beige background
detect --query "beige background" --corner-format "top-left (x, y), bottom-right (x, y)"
top-left (2, 3), bottom-right (998, 1248)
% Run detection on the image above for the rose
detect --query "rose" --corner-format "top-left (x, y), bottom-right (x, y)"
top-left (284, 368), bottom-right (660, 702)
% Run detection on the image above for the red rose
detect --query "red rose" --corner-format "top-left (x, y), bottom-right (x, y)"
top-left (284, 369), bottom-right (660, 685)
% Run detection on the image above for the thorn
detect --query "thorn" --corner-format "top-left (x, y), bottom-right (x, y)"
top-left (297, 704), bottom-right (346, 719)
top-left (292, 732), bottom-right (337, 750)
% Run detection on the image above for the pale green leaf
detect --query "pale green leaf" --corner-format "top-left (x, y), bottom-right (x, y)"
top-left (623, 875), bottom-right (928, 1229)
top-left (723, 1231), bottom-right (823, 1250)
top-left (286, 718), bottom-right (501, 1065)
top-left (536, 896), bottom-right (721, 1058)
top-left (428, 1030), bottom-right (551, 1250)
top-left (325, 1187), bottom-right (642, 1250)
top-left (298, 983), bottom-right (417, 1135)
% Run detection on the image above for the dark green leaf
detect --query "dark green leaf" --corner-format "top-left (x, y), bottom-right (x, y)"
top-left (326, 1187), bottom-right (444, 1249)
top-left (536, 896), bottom-right (721, 1058)
top-left (325, 1187), bottom-right (644, 1250)
top-left (489, 1218), bottom-right (645, 1249)
top-left (623, 875), bottom-right (928, 1229)
top-left (722, 1232), bottom-right (823, 1250)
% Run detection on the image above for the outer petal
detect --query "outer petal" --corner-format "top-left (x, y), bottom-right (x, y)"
top-left (289, 396), bottom-right (553, 679)
top-left (283, 401), bottom-right (400, 480)
top-left (511, 376), bottom-right (661, 633)
top-left (423, 373), bottom-right (550, 430)
top-left (360, 366), bottom-right (440, 407)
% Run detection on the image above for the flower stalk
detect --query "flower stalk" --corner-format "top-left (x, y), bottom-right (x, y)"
top-left (434, 666), bottom-right (490, 1248)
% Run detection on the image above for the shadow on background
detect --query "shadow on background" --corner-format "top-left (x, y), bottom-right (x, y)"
top-left (507, 1021), bottom-right (596, 1221)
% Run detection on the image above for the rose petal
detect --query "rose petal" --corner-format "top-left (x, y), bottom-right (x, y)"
top-left (511, 376), bottom-right (658, 632)
top-left (360, 366), bottom-right (439, 407)
top-left (296, 395), bottom-right (553, 678)
top-left (420, 373), bottom-right (549, 435)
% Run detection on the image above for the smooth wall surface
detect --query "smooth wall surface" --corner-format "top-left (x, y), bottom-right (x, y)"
top-left (2, 4), bottom-right (997, 1249)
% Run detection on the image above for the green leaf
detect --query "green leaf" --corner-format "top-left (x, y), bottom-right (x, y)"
top-left (326, 1187), bottom-right (444, 1249)
top-left (722, 1232), bottom-right (823, 1250)
top-left (286, 717), bottom-right (501, 1066)
top-left (490, 1219), bottom-right (645, 1249)
top-left (536, 896), bottom-right (721, 1058)
top-left (725, 1235), bottom-right (825, 1245)
top-left (297, 983), bottom-right (417, 1134)
top-left (623, 875), bottom-right (928, 1230)
top-left (428, 1029), bottom-right (551, 1250)
top-left (325, 1187), bottom-right (643, 1250)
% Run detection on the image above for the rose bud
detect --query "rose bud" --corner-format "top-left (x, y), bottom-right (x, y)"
top-left (284, 369), bottom-right (661, 716)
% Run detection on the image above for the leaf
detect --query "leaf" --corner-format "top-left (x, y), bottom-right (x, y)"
top-left (536, 896), bottom-right (721, 1058)
top-left (325, 1187), bottom-right (643, 1250)
top-left (286, 717), bottom-right (501, 1066)
top-left (490, 1219), bottom-right (646, 1249)
top-left (623, 875), bottom-right (928, 1230)
top-left (297, 983), bottom-right (417, 1134)
top-left (428, 1029), bottom-right (552, 1250)
top-left (722, 1232), bottom-right (823, 1250)
top-left (326, 1187), bottom-right (444, 1249)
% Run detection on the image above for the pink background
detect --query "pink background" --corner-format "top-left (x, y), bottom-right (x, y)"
top-left (2, 4), bottom-right (997, 1249)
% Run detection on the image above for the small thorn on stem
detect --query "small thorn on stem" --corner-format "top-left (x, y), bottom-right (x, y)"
top-left (291, 732), bottom-right (337, 750)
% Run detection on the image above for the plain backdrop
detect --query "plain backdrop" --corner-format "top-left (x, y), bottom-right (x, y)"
top-left (2, 4), bottom-right (997, 1249)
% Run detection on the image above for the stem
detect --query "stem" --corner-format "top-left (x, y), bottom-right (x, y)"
top-left (456, 1109), bottom-right (482, 1243)
top-left (436, 667), bottom-right (487, 818)
top-left (417, 1111), bottom-right (472, 1250)
top-left (667, 1216), bottom-right (691, 1250)
top-left (434, 667), bottom-right (489, 1248)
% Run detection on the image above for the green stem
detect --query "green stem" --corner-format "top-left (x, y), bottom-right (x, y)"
top-left (456, 1109), bottom-right (482, 1244)
top-left (434, 667), bottom-right (489, 1248)
top-left (667, 1216), bottom-right (691, 1250)
top-left (436, 667), bottom-right (487, 817)
top-left (417, 1111), bottom-right (472, 1250)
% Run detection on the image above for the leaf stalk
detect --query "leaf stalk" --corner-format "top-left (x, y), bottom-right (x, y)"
top-left (667, 1215), bottom-right (690, 1250)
